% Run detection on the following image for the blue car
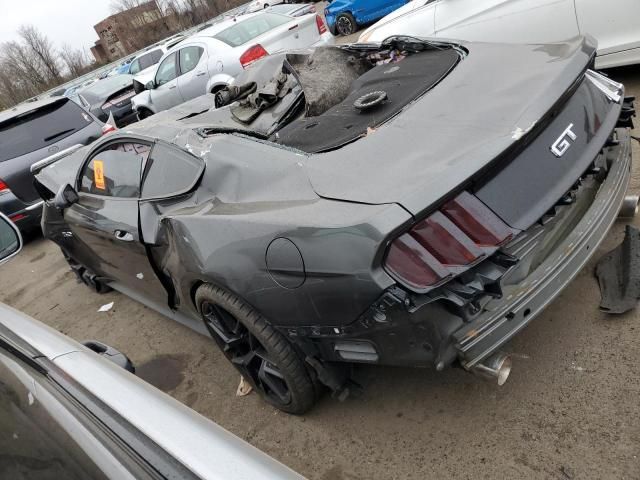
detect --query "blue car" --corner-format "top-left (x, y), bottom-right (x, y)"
top-left (324, 0), bottom-right (410, 36)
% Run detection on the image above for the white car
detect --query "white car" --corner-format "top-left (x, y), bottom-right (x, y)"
top-left (132, 10), bottom-right (334, 119)
top-left (130, 36), bottom-right (187, 94)
top-left (247, 0), bottom-right (286, 12)
top-left (358, 0), bottom-right (640, 69)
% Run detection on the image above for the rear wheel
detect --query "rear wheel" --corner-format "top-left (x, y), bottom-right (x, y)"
top-left (195, 284), bottom-right (317, 414)
top-left (336, 12), bottom-right (357, 36)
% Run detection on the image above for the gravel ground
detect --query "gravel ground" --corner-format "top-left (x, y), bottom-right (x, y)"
top-left (1, 36), bottom-right (640, 480)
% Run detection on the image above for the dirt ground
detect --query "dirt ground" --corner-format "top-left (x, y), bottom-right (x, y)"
top-left (2, 47), bottom-right (640, 480)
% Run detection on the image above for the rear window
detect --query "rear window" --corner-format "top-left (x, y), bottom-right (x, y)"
top-left (0, 100), bottom-right (92, 163)
top-left (80, 75), bottom-right (133, 104)
top-left (213, 13), bottom-right (290, 47)
top-left (139, 50), bottom-right (164, 70)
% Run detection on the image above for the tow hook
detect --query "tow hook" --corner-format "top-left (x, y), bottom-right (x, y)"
top-left (470, 352), bottom-right (512, 386)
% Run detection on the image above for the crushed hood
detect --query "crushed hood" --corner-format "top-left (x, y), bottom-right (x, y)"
top-left (303, 37), bottom-right (596, 216)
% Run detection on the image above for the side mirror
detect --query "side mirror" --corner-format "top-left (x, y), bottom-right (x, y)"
top-left (145, 80), bottom-right (156, 90)
top-left (0, 212), bottom-right (23, 265)
top-left (83, 341), bottom-right (135, 373)
top-left (54, 184), bottom-right (79, 209)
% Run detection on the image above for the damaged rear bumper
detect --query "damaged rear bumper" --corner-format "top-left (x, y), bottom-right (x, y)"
top-left (454, 128), bottom-right (632, 368)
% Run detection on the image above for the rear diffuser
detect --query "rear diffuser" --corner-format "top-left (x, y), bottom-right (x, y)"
top-left (595, 225), bottom-right (640, 314)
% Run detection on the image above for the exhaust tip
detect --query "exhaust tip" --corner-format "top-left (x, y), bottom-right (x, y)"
top-left (471, 352), bottom-right (512, 386)
top-left (619, 194), bottom-right (639, 219)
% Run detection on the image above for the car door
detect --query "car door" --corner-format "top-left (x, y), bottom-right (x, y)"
top-left (64, 141), bottom-right (168, 304)
top-left (150, 52), bottom-right (183, 112)
top-left (176, 45), bottom-right (209, 102)
top-left (434, 0), bottom-right (578, 45)
top-left (361, 0), bottom-right (408, 24)
top-left (574, 0), bottom-right (640, 56)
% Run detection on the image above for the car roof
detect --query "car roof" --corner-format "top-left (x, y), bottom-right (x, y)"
top-left (196, 11), bottom-right (263, 37)
top-left (0, 97), bottom-right (68, 125)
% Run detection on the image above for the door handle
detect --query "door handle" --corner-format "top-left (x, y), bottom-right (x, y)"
top-left (169, 85), bottom-right (177, 89)
top-left (114, 230), bottom-right (134, 242)
top-left (195, 71), bottom-right (207, 77)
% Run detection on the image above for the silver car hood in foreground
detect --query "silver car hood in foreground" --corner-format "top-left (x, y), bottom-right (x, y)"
top-left (0, 303), bottom-right (303, 480)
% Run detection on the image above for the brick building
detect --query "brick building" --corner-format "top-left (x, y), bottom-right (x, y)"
top-left (90, 1), bottom-right (169, 63)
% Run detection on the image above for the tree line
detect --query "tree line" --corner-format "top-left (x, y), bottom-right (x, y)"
top-left (0, 0), bottom-right (247, 110)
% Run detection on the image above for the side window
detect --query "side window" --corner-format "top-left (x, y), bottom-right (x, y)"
top-left (150, 49), bottom-right (164, 65)
top-left (155, 53), bottom-right (178, 86)
top-left (79, 143), bottom-right (151, 198)
top-left (179, 46), bottom-right (204, 75)
top-left (141, 143), bottom-right (203, 199)
top-left (129, 58), bottom-right (141, 75)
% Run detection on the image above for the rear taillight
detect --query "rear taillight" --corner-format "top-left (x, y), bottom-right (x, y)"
top-left (240, 44), bottom-right (268, 69)
top-left (101, 123), bottom-right (117, 135)
top-left (385, 191), bottom-right (515, 293)
top-left (0, 179), bottom-right (8, 193)
top-left (315, 15), bottom-right (327, 35)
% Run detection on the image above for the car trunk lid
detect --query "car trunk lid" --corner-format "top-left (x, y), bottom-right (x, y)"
top-left (303, 37), bottom-right (600, 226)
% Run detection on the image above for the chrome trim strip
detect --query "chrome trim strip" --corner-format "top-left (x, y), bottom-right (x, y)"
top-left (30, 144), bottom-right (84, 174)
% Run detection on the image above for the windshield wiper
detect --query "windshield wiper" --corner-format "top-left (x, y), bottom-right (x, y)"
top-left (44, 128), bottom-right (75, 142)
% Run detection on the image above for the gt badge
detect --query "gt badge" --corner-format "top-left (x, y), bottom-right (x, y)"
top-left (551, 123), bottom-right (577, 158)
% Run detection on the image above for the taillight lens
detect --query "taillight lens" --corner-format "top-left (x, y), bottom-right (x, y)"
top-left (441, 192), bottom-right (514, 247)
top-left (240, 44), bottom-right (268, 69)
top-left (0, 179), bottom-right (8, 193)
top-left (315, 15), bottom-right (327, 35)
top-left (385, 192), bottom-right (515, 293)
top-left (101, 123), bottom-right (117, 135)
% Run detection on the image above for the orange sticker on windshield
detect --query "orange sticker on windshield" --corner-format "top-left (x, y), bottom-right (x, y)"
top-left (94, 160), bottom-right (105, 190)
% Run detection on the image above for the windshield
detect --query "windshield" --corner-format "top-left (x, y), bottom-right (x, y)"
top-left (0, 100), bottom-right (92, 162)
top-left (80, 75), bottom-right (134, 104)
top-left (0, 346), bottom-right (111, 479)
top-left (213, 13), bottom-right (290, 47)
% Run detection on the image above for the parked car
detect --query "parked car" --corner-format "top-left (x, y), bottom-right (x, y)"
top-left (324, 0), bottom-right (410, 36)
top-left (267, 3), bottom-right (316, 17)
top-left (247, 0), bottom-right (285, 12)
top-left (0, 212), bottom-right (304, 480)
top-left (34, 36), bottom-right (635, 414)
top-left (131, 10), bottom-right (333, 119)
top-left (358, 0), bottom-right (640, 69)
top-left (77, 75), bottom-right (138, 127)
top-left (130, 37), bottom-right (187, 94)
top-left (0, 97), bottom-right (104, 232)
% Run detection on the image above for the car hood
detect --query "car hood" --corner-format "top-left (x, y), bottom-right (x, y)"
top-left (303, 37), bottom-right (596, 216)
top-left (133, 67), bottom-right (156, 86)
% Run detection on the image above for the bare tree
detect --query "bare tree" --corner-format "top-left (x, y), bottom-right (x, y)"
top-left (60, 44), bottom-right (91, 77)
top-left (18, 25), bottom-right (62, 83)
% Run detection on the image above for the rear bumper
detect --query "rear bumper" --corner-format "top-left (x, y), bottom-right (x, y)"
top-left (454, 128), bottom-right (632, 368)
top-left (0, 191), bottom-right (43, 231)
top-left (313, 32), bottom-right (336, 47)
top-left (282, 128), bottom-right (632, 370)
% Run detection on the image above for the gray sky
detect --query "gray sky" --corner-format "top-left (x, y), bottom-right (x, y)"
top-left (0, 0), bottom-right (113, 52)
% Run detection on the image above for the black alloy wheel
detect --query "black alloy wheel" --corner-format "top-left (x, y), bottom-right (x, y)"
top-left (195, 284), bottom-right (317, 414)
top-left (336, 12), bottom-right (356, 36)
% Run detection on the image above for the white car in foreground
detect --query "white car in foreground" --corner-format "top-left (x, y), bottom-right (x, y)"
top-left (132, 10), bottom-right (334, 119)
top-left (358, 0), bottom-right (640, 69)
